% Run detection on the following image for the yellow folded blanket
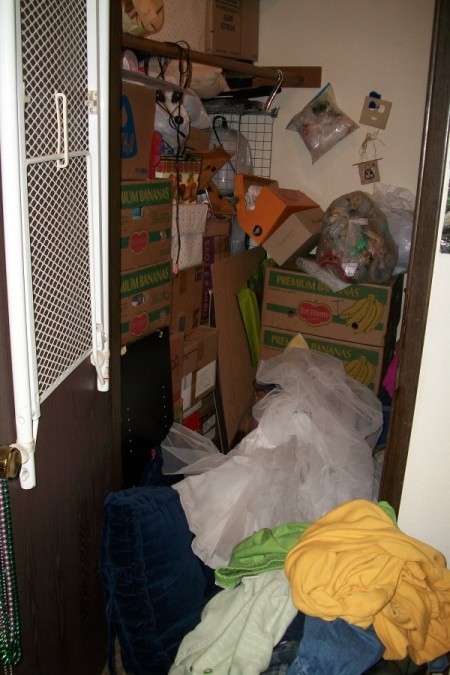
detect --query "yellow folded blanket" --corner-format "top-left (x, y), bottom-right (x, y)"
top-left (284, 499), bottom-right (450, 664)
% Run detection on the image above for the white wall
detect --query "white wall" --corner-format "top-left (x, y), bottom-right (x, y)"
top-left (398, 148), bottom-right (450, 563)
top-left (259, 1), bottom-right (450, 565)
top-left (258, 0), bottom-right (434, 207)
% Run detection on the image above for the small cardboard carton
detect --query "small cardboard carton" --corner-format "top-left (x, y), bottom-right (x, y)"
top-left (234, 174), bottom-right (320, 244)
top-left (262, 207), bottom-right (324, 266)
top-left (182, 339), bottom-right (198, 377)
top-left (206, 182), bottom-right (237, 216)
top-left (205, 0), bottom-right (241, 59)
top-left (260, 325), bottom-right (394, 393)
top-left (185, 128), bottom-right (211, 153)
top-left (120, 261), bottom-right (171, 345)
top-left (205, 0), bottom-right (259, 62)
top-left (121, 180), bottom-right (173, 271)
top-left (183, 392), bottom-right (219, 446)
top-left (181, 326), bottom-right (219, 411)
top-left (171, 264), bottom-right (204, 333)
top-left (205, 215), bottom-right (232, 237)
top-left (240, 0), bottom-right (259, 61)
top-left (121, 81), bottom-right (155, 181)
top-left (196, 147), bottom-right (233, 191)
top-left (261, 266), bottom-right (404, 348)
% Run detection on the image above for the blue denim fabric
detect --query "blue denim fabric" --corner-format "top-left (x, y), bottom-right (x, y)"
top-left (263, 664), bottom-right (289, 675)
top-left (286, 616), bottom-right (384, 675)
top-left (428, 653), bottom-right (449, 672)
top-left (261, 612), bottom-right (305, 674)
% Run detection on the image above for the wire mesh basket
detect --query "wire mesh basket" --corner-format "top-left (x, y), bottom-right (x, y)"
top-left (206, 108), bottom-right (277, 194)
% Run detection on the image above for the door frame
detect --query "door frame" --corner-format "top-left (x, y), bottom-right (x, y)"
top-left (107, 0), bottom-right (450, 512)
top-left (379, 0), bottom-right (450, 511)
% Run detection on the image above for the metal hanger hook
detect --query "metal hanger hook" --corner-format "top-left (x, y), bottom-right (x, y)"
top-left (264, 69), bottom-right (283, 113)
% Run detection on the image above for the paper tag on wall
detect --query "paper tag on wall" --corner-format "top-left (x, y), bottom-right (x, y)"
top-left (360, 96), bottom-right (392, 129)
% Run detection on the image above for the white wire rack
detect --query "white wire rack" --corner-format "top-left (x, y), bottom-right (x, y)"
top-left (0, 0), bottom-right (109, 489)
top-left (208, 109), bottom-right (276, 190)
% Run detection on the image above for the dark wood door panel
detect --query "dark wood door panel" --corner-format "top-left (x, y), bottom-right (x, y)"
top-left (8, 358), bottom-right (114, 675)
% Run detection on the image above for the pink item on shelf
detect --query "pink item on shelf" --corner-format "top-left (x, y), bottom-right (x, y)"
top-left (382, 352), bottom-right (398, 397)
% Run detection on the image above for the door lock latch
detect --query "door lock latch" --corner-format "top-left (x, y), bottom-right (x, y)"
top-left (0, 446), bottom-right (22, 479)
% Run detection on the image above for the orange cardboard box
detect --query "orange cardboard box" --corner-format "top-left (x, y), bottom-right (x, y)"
top-left (235, 174), bottom-right (319, 244)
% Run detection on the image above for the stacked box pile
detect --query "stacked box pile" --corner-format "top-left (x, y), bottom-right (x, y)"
top-left (260, 265), bottom-right (404, 392)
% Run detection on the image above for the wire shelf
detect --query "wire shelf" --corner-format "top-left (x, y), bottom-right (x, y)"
top-left (207, 109), bottom-right (276, 194)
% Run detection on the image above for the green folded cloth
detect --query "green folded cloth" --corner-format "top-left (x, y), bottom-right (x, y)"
top-left (215, 521), bottom-right (310, 589)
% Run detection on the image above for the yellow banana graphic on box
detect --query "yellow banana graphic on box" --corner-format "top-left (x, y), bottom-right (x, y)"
top-left (340, 294), bottom-right (384, 334)
top-left (345, 356), bottom-right (376, 387)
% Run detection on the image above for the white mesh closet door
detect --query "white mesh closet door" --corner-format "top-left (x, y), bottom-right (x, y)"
top-left (20, 0), bottom-right (93, 401)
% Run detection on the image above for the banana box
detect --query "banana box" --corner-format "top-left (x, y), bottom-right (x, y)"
top-left (120, 261), bottom-right (172, 345)
top-left (260, 325), bottom-right (395, 393)
top-left (261, 266), bottom-right (404, 348)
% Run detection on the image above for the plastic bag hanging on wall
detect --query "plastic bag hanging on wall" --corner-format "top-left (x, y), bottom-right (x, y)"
top-left (286, 83), bottom-right (359, 164)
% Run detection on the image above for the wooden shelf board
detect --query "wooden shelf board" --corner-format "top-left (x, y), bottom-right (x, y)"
top-left (121, 35), bottom-right (322, 88)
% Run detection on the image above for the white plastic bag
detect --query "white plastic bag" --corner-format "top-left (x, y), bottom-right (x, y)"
top-left (286, 83), bottom-right (359, 163)
top-left (173, 349), bottom-right (382, 568)
top-left (371, 183), bottom-right (416, 269)
top-left (315, 190), bottom-right (399, 284)
top-left (161, 422), bottom-right (223, 475)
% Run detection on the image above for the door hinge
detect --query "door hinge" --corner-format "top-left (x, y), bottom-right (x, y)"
top-left (87, 90), bottom-right (98, 114)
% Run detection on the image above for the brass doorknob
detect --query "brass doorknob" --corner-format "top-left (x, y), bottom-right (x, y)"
top-left (0, 446), bottom-right (22, 479)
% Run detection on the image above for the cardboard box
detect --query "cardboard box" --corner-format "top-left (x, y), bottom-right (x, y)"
top-left (185, 127), bottom-right (211, 153)
top-left (205, 0), bottom-right (241, 59)
top-left (121, 180), bottom-right (173, 271)
top-left (121, 80), bottom-right (155, 181)
top-left (205, 0), bottom-right (259, 61)
top-left (171, 264), bottom-right (204, 332)
top-left (260, 325), bottom-right (394, 393)
top-left (183, 392), bottom-right (220, 445)
top-left (173, 396), bottom-right (183, 424)
top-left (262, 207), bottom-right (324, 266)
top-left (207, 181), bottom-right (237, 216)
top-left (169, 330), bottom-right (184, 401)
top-left (181, 326), bottom-right (219, 411)
top-left (235, 174), bottom-right (320, 244)
top-left (171, 204), bottom-right (209, 270)
top-left (211, 247), bottom-right (266, 449)
top-left (240, 0), bottom-right (259, 61)
top-left (261, 266), bottom-right (404, 348)
top-left (205, 215), bottom-right (232, 237)
top-left (120, 260), bottom-right (171, 345)
top-left (196, 147), bottom-right (233, 191)
top-left (201, 233), bottom-right (230, 320)
top-left (182, 339), bottom-right (198, 377)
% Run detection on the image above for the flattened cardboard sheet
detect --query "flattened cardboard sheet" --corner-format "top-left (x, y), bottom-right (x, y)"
top-left (211, 246), bottom-right (266, 449)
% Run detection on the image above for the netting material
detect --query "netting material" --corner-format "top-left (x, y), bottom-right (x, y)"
top-left (20, 0), bottom-right (91, 399)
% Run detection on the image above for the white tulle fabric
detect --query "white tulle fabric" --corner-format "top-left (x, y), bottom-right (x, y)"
top-left (173, 349), bottom-right (383, 568)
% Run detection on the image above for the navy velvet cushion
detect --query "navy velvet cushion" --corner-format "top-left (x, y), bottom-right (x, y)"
top-left (100, 486), bottom-right (212, 675)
